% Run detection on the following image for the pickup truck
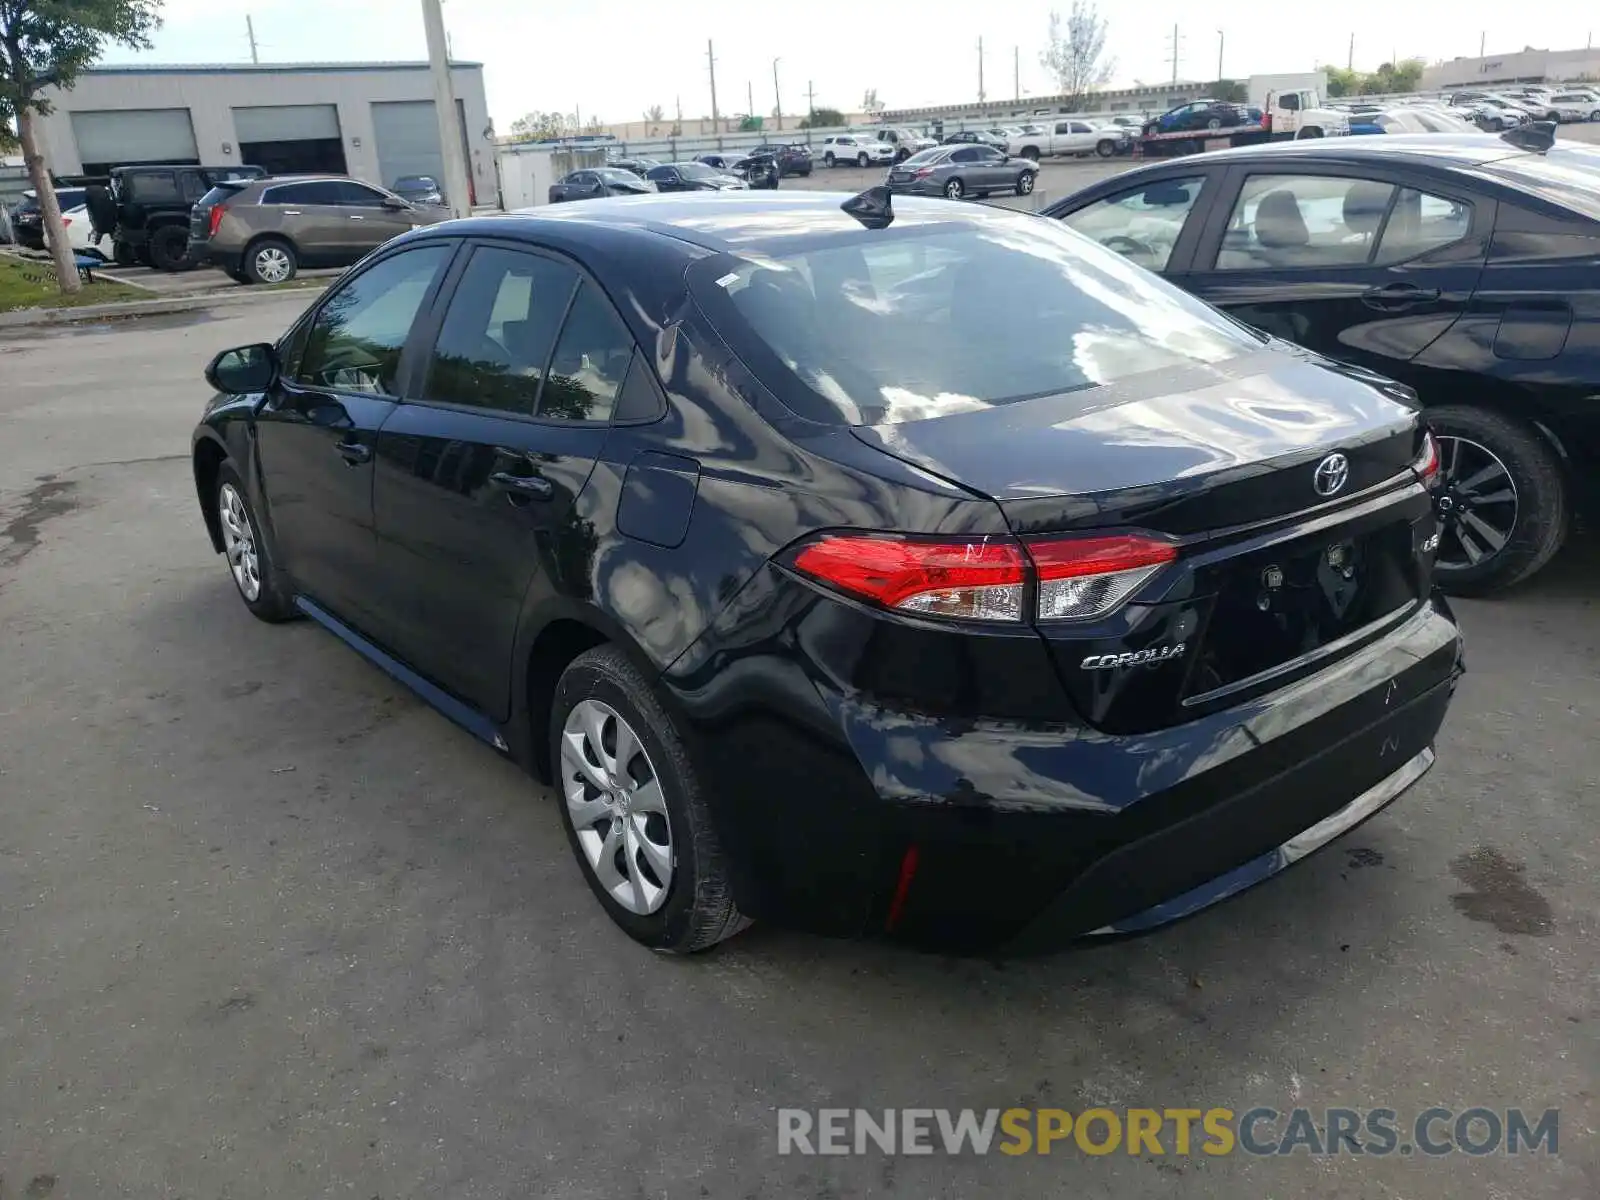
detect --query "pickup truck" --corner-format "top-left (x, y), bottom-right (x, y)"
top-left (1008, 119), bottom-right (1130, 161)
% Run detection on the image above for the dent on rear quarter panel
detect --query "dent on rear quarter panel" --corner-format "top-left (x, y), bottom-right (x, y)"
top-left (573, 310), bottom-right (999, 675)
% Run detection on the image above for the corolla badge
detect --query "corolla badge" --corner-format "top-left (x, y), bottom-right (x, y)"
top-left (1313, 452), bottom-right (1350, 497)
top-left (1081, 643), bottom-right (1187, 670)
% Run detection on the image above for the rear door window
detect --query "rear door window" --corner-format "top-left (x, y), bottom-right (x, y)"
top-left (420, 246), bottom-right (579, 416)
top-left (1213, 174), bottom-right (1399, 270)
top-left (132, 172), bottom-right (180, 204)
top-left (1372, 189), bottom-right (1473, 264)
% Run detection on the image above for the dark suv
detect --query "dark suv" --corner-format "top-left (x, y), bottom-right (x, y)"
top-left (96, 164), bottom-right (267, 271)
top-left (751, 144), bottom-right (813, 177)
top-left (10, 186), bottom-right (91, 251)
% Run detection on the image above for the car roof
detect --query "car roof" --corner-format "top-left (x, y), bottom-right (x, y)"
top-left (1131, 133), bottom-right (1549, 172)
top-left (428, 191), bottom-right (1037, 256)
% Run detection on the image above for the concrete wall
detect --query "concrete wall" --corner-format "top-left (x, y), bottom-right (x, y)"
top-left (34, 63), bottom-right (496, 198)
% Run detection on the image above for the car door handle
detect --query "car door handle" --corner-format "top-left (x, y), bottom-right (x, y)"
top-left (488, 471), bottom-right (554, 500)
top-left (282, 210), bottom-right (301, 216)
top-left (1362, 283), bottom-right (1441, 309)
top-left (335, 440), bottom-right (372, 465)
top-left (349, 214), bottom-right (366, 220)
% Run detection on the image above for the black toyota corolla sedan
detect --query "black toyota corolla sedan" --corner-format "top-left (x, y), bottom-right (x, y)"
top-left (191, 192), bottom-right (1463, 955)
top-left (1042, 129), bottom-right (1600, 596)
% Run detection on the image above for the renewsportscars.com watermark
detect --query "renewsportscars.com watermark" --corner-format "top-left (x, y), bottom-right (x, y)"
top-left (778, 1107), bottom-right (1560, 1158)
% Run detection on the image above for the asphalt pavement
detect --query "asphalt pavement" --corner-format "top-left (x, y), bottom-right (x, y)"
top-left (0, 278), bottom-right (1596, 1198)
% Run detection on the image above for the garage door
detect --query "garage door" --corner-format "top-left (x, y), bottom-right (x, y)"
top-left (71, 109), bottom-right (199, 172)
top-left (232, 104), bottom-right (341, 143)
top-left (371, 99), bottom-right (468, 196)
top-left (372, 101), bottom-right (445, 192)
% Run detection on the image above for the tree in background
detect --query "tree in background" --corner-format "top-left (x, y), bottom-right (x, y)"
top-left (0, 0), bottom-right (163, 294)
top-left (799, 106), bottom-right (845, 130)
top-left (862, 88), bottom-right (884, 114)
top-left (1207, 78), bottom-right (1248, 103)
top-left (1325, 58), bottom-right (1425, 97)
top-left (644, 104), bottom-right (665, 124)
top-left (509, 111), bottom-right (569, 140)
top-left (584, 114), bottom-right (604, 135)
top-left (1039, 1), bottom-right (1115, 108)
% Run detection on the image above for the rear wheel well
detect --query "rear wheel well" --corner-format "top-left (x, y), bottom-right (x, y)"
top-left (194, 440), bottom-right (228, 552)
top-left (526, 620), bottom-right (609, 783)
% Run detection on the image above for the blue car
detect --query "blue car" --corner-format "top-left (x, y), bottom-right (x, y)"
top-left (1145, 99), bottom-right (1248, 134)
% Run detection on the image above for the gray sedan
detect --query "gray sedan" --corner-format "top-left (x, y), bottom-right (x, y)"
top-left (884, 145), bottom-right (1037, 201)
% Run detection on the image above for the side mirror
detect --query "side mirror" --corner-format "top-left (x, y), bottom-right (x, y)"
top-left (206, 343), bottom-right (278, 394)
top-left (382, 196), bottom-right (408, 210)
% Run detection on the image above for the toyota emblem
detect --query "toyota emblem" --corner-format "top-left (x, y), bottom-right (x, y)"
top-left (1313, 453), bottom-right (1350, 497)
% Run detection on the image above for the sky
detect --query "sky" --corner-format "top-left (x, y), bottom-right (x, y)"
top-left (100, 1), bottom-right (1599, 128)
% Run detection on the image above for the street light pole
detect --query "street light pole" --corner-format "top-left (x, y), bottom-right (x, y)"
top-left (773, 58), bottom-right (783, 131)
top-left (420, 0), bottom-right (472, 218)
top-left (1216, 30), bottom-right (1224, 81)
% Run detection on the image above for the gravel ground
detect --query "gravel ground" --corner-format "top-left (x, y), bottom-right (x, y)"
top-left (0, 263), bottom-right (1595, 1198)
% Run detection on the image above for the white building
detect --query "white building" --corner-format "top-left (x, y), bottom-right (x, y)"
top-left (1421, 46), bottom-right (1600, 91)
top-left (34, 61), bottom-right (496, 203)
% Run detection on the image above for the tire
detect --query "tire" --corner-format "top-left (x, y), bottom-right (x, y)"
top-left (856, 151), bottom-right (869, 167)
top-left (1096, 139), bottom-right (1116, 157)
top-left (1591, 110), bottom-right (1600, 122)
top-left (148, 224), bottom-right (193, 272)
top-left (1206, 117), bottom-right (1223, 131)
top-left (895, 148), bottom-right (910, 163)
top-left (1016, 170), bottom-right (1036, 196)
top-left (551, 645), bottom-right (749, 953)
top-left (214, 463), bottom-right (296, 622)
top-left (243, 237), bottom-right (298, 285)
top-left (944, 177), bottom-right (965, 200)
top-left (1020, 146), bottom-right (1040, 161)
top-left (824, 152), bottom-right (837, 168)
top-left (1426, 404), bottom-right (1569, 596)
top-left (112, 239), bottom-right (137, 268)
top-left (1297, 126), bottom-right (1324, 139)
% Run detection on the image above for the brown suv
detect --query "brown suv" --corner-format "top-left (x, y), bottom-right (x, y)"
top-left (189, 175), bottom-right (449, 284)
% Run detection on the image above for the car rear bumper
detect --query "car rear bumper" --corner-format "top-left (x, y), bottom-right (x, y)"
top-left (194, 244), bottom-right (241, 274)
top-left (665, 582), bottom-right (1462, 952)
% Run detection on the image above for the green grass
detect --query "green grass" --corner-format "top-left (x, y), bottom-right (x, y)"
top-left (0, 255), bottom-right (148, 313)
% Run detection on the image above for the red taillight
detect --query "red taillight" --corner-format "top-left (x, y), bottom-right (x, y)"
top-left (912, 167), bottom-right (934, 179)
top-left (791, 534), bottom-right (1027, 621)
top-left (207, 204), bottom-right (227, 238)
top-left (1026, 533), bottom-right (1178, 622)
top-left (787, 530), bottom-right (1177, 623)
top-left (1415, 430), bottom-right (1441, 487)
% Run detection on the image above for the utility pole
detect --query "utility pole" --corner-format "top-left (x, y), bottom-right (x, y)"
top-left (977, 37), bottom-right (985, 103)
top-left (806, 80), bottom-right (817, 120)
top-left (747, 81), bottom-right (754, 123)
top-left (1014, 45), bottom-right (1021, 102)
top-left (1479, 32), bottom-right (1486, 57)
top-left (1216, 29), bottom-right (1224, 82)
top-left (1166, 25), bottom-right (1182, 85)
top-left (773, 58), bottom-right (783, 130)
top-left (1348, 31), bottom-right (1355, 71)
top-left (707, 39), bottom-right (720, 132)
top-left (420, 0), bottom-right (471, 219)
top-left (246, 15), bottom-right (259, 64)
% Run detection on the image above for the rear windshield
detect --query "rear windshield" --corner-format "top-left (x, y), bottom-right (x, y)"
top-left (197, 184), bottom-right (248, 208)
top-left (901, 148), bottom-right (947, 166)
top-left (1480, 146), bottom-right (1600, 222)
top-left (691, 218), bottom-right (1261, 426)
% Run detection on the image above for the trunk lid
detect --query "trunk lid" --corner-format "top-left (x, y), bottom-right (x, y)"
top-left (851, 350), bottom-right (1435, 733)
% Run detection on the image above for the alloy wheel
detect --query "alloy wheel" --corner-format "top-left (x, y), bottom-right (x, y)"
top-left (945, 179), bottom-right (964, 199)
top-left (560, 699), bottom-right (674, 916)
top-left (254, 247), bottom-right (292, 283)
top-left (218, 482), bottom-right (262, 601)
top-left (1432, 435), bottom-right (1519, 572)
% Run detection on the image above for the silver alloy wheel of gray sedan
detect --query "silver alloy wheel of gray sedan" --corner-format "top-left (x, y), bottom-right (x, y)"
top-left (560, 698), bottom-right (674, 915)
top-left (218, 482), bottom-right (262, 601)
top-left (252, 245), bottom-right (293, 284)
